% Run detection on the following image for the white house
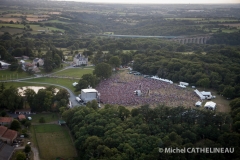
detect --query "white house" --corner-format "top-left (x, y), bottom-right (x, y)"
top-left (32, 58), bottom-right (44, 66)
top-left (73, 54), bottom-right (88, 66)
top-left (204, 101), bottom-right (216, 110)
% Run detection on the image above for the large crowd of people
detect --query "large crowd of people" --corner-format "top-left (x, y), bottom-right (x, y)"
top-left (96, 72), bottom-right (200, 107)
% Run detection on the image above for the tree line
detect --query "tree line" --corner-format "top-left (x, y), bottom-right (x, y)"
top-left (0, 84), bottom-right (69, 112)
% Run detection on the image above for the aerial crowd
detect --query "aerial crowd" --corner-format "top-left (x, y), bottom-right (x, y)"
top-left (96, 72), bottom-right (199, 107)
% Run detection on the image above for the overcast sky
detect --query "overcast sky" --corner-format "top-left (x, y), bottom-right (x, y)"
top-left (71, 0), bottom-right (240, 4)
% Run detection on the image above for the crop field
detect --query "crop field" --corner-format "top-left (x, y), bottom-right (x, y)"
top-left (220, 23), bottom-right (240, 28)
top-left (26, 18), bottom-right (48, 22)
top-left (0, 23), bottom-right (25, 28)
top-left (32, 124), bottom-right (77, 160)
top-left (43, 19), bottom-right (70, 24)
top-left (0, 27), bottom-right (23, 34)
top-left (0, 17), bottom-right (22, 22)
top-left (165, 18), bottom-right (240, 23)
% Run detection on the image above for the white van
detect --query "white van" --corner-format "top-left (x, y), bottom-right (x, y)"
top-left (76, 97), bottom-right (81, 103)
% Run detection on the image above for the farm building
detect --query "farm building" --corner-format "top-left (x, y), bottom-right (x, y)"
top-left (0, 126), bottom-right (17, 144)
top-left (79, 89), bottom-right (99, 103)
top-left (204, 101), bottom-right (216, 110)
top-left (0, 61), bottom-right (11, 69)
top-left (0, 117), bottom-right (13, 126)
top-left (15, 108), bottom-right (31, 115)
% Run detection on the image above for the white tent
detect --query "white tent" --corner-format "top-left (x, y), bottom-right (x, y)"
top-left (178, 84), bottom-right (186, 88)
top-left (195, 101), bottom-right (202, 107)
top-left (201, 91), bottom-right (212, 99)
top-left (204, 101), bottom-right (216, 110)
top-left (180, 82), bottom-right (189, 86)
top-left (194, 89), bottom-right (205, 100)
top-left (72, 82), bottom-right (78, 86)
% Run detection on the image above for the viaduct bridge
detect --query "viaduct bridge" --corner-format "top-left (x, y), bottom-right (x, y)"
top-left (171, 36), bottom-right (211, 44)
top-left (102, 34), bottom-right (211, 44)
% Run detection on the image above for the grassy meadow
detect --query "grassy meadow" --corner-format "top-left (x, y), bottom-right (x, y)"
top-left (52, 68), bottom-right (94, 78)
top-left (0, 70), bottom-right (32, 81)
top-left (30, 113), bottom-right (59, 123)
top-left (22, 77), bottom-right (77, 93)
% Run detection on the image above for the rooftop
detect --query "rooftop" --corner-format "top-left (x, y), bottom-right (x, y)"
top-left (0, 126), bottom-right (8, 137)
top-left (2, 128), bottom-right (18, 141)
top-left (0, 117), bottom-right (13, 123)
top-left (82, 89), bottom-right (98, 93)
top-left (18, 114), bottom-right (26, 120)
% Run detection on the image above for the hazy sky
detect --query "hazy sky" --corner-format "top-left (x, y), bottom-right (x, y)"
top-left (72, 0), bottom-right (240, 4)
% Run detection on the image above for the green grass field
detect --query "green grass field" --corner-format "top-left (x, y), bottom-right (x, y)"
top-left (0, 70), bottom-right (32, 81)
top-left (22, 77), bottom-right (77, 93)
top-left (30, 113), bottom-right (59, 123)
top-left (32, 124), bottom-right (77, 160)
top-left (52, 68), bottom-right (93, 78)
top-left (0, 23), bottom-right (25, 28)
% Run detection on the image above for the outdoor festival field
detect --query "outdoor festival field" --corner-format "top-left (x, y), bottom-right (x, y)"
top-left (96, 71), bottom-right (230, 112)
top-left (32, 124), bottom-right (77, 160)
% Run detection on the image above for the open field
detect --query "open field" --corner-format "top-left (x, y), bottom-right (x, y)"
top-left (30, 113), bottom-right (59, 123)
top-left (43, 19), bottom-right (70, 24)
top-left (165, 18), bottom-right (240, 23)
top-left (0, 17), bottom-right (22, 22)
top-left (22, 77), bottom-right (77, 93)
top-left (0, 70), bottom-right (32, 81)
top-left (0, 23), bottom-right (25, 28)
top-left (0, 27), bottom-right (23, 35)
top-left (32, 124), bottom-right (77, 160)
top-left (220, 23), bottom-right (240, 28)
top-left (52, 68), bottom-right (93, 78)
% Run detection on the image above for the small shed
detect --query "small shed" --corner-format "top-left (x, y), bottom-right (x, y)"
top-left (204, 101), bottom-right (216, 110)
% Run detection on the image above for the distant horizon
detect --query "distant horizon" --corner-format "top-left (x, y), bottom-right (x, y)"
top-left (56, 0), bottom-right (240, 4)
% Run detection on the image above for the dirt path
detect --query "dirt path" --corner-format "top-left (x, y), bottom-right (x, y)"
top-left (31, 146), bottom-right (40, 160)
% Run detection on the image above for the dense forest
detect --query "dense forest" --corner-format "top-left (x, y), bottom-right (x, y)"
top-left (62, 103), bottom-right (240, 160)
